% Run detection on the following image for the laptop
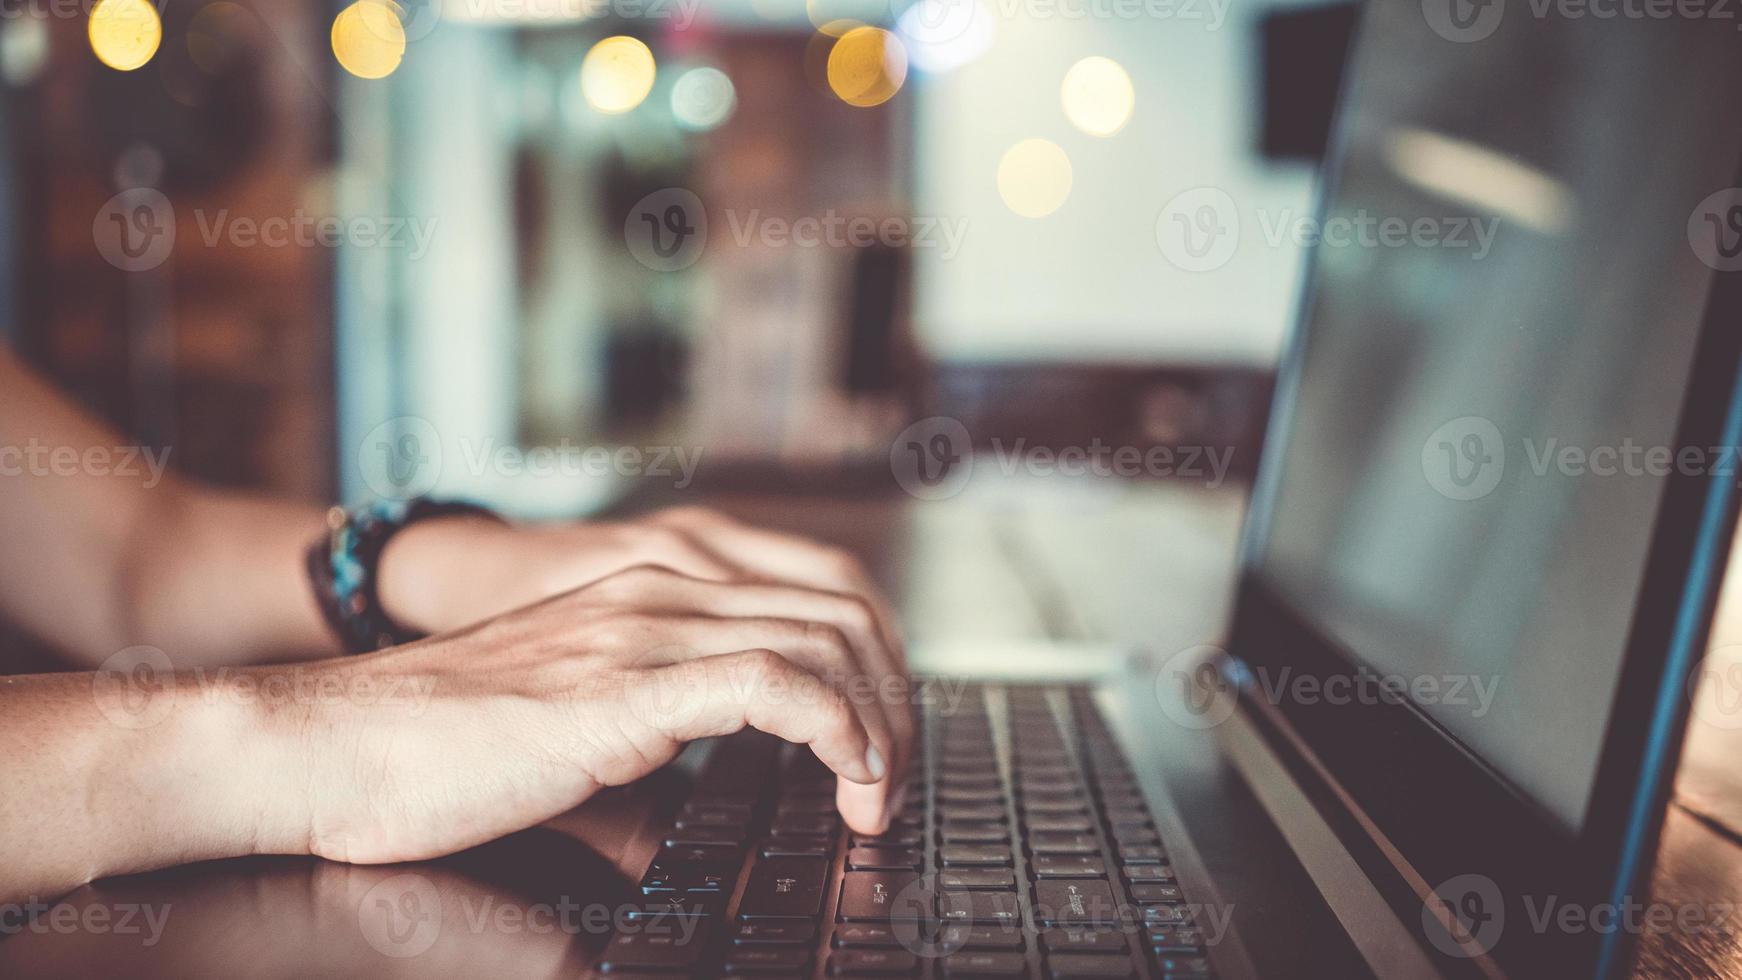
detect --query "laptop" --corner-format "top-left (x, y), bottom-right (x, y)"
top-left (598, 3), bottom-right (1742, 979)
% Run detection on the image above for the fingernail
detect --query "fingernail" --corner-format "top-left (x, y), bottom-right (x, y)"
top-left (866, 746), bottom-right (887, 781)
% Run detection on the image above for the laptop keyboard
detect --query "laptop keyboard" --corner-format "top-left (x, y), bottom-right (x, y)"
top-left (600, 683), bottom-right (1217, 979)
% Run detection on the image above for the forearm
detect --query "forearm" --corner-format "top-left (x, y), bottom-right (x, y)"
top-left (0, 670), bottom-right (314, 905)
top-left (122, 489), bottom-right (340, 666)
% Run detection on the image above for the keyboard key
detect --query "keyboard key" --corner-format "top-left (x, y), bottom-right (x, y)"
top-left (725, 947), bottom-right (812, 973)
top-left (772, 814), bottom-right (839, 837)
top-left (829, 949), bottom-right (919, 975)
top-left (665, 825), bottom-right (747, 846)
top-left (940, 804), bottom-right (1007, 823)
top-left (656, 843), bottom-right (742, 868)
top-left (1023, 798), bottom-right (1090, 816)
top-left (1130, 883), bottom-right (1183, 904)
top-left (1128, 882), bottom-right (1181, 903)
top-left (626, 897), bottom-right (721, 920)
top-left (838, 871), bottom-right (924, 921)
top-left (1027, 815), bottom-right (1094, 834)
top-left (941, 950), bottom-right (1027, 976)
top-left (1029, 833), bottom-right (1102, 856)
top-left (1142, 904), bottom-right (1193, 926)
top-left (941, 845), bottom-right (1012, 867)
top-left (833, 923), bottom-right (902, 947)
top-left (1041, 928), bottom-right (1129, 954)
top-left (1146, 927), bottom-right (1204, 953)
top-left (847, 846), bottom-right (923, 870)
top-left (739, 857), bottom-right (829, 919)
top-left (1117, 845), bottom-right (1165, 864)
top-left (1033, 880), bottom-right (1122, 926)
top-left (1123, 865), bottom-right (1174, 883)
top-left (735, 920), bottom-right (817, 945)
top-left (942, 822), bottom-right (1011, 844)
top-left (1045, 952), bottom-right (1135, 978)
top-left (938, 787), bottom-right (1005, 805)
top-left (940, 925), bottom-right (1025, 950)
top-left (1111, 827), bottom-right (1160, 847)
top-left (1032, 855), bottom-right (1107, 879)
top-left (854, 829), bottom-right (924, 847)
top-left (1155, 955), bottom-right (1213, 977)
top-left (762, 839), bottom-right (833, 859)
top-left (937, 890), bottom-right (1022, 925)
top-left (600, 930), bottom-right (707, 973)
top-left (938, 868), bottom-right (1017, 890)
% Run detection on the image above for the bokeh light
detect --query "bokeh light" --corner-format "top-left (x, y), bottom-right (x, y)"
top-left (671, 66), bottom-right (736, 132)
top-left (581, 35), bottom-right (657, 115)
top-left (331, 0), bottom-right (405, 80)
top-left (997, 138), bottom-right (1073, 218)
top-left (826, 27), bottom-right (907, 108)
top-left (88, 0), bottom-right (162, 72)
top-left (1, 16), bottom-right (51, 86)
top-left (1061, 56), bottom-right (1135, 137)
top-left (896, 0), bottom-right (993, 73)
top-left (806, 0), bottom-right (865, 35)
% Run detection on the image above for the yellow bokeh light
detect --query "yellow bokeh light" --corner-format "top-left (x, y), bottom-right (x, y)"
top-left (331, 0), bottom-right (405, 80)
top-left (997, 138), bottom-right (1073, 218)
top-left (88, 0), bottom-right (162, 72)
top-left (1061, 56), bottom-right (1135, 137)
top-left (581, 35), bottom-right (657, 115)
top-left (826, 27), bottom-right (907, 108)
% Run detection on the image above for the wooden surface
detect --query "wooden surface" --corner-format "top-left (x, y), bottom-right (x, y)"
top-left (692, 476), bottom-right (1742, 980)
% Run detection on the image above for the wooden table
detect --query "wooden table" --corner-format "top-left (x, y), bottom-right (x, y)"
top-left (680, 475), bottom-right (1742, 980)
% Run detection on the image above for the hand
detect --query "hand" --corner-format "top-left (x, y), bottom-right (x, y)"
top-left (279, 564), bottom-right (912, 866)
top-left (376, 505), bottom-right (914, 792)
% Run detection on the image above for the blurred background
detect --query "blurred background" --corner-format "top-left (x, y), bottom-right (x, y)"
top-left (0, 0), bottom-right (1360, 514)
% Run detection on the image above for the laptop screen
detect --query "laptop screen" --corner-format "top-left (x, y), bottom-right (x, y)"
top-left (1251, 1), bottom-right (1742, 832)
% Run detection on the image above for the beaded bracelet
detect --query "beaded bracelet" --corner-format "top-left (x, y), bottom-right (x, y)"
top-left (305, 498), bottom-right (503, 654)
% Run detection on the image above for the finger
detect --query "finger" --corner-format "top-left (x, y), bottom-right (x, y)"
top-left (649, 650), bottom-right (890, 832)
top-left (626, 613), bottom-right (903, 823)
top-left (608, 577), bottom-right (915, 806)
top-left (653, 511), bottom-right (908, 666)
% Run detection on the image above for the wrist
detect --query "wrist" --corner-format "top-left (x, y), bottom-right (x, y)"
top-left (376, 514), bottom-right (516, 635)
